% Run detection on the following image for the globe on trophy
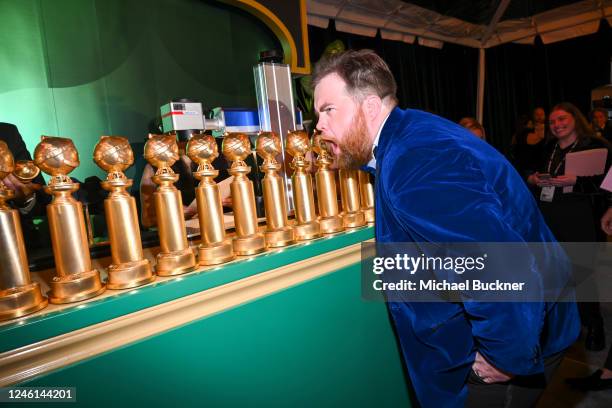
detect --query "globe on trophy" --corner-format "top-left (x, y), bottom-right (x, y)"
top-left (12, 160), bottom-right (40, 183)
top-left (93, 136), bottom-right (134, 176)
top-left (144, 134), bottom-right (180, 172)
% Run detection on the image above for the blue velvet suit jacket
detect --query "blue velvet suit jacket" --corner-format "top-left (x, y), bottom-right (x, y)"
top-left (370, 108), bottom-right (580, 407)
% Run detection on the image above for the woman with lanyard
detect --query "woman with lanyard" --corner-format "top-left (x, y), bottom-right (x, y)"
top-left (528, 102), bottom-right (612, 352)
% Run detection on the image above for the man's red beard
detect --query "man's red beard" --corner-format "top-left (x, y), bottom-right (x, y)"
top-left (336, 110), bottom-right (372, 169)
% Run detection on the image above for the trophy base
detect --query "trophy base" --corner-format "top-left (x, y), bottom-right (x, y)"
top-left (233, 234), bottom-right (266, 256)
top-left (294, 221), bottom-right (321, 241)
top-left (342, 211), bottom-right (366, 229)
top-left (0, 283), bottom-right (48, 322)
top-left (48, 270), bottom-right (106, 304)
top-left (156, 247), bottom-right (197, 276)
top-left (363, 207), bottom-right (375, 224)
top-left (106, 259), bottom-right (155, 290)
top-left (198, 241), bottom-right (236, 266)
top-left (319, 216), bottom-right (345, 235)
top-left (265, 227), bottom-right (295, 248)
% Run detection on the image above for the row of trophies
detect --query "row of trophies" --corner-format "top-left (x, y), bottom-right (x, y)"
top-left (0, 130), bottom-right (375, 321)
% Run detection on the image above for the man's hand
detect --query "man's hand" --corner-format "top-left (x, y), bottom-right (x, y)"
top-left (2, 174), bottom-right (40, 204)
top-left (472, 352), bottom-right (514, 384)
top-left (602, 207), bottom-right (612, 235)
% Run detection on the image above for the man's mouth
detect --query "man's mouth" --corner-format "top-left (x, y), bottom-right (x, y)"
top-left (324, 140), bottom-right (340, 155)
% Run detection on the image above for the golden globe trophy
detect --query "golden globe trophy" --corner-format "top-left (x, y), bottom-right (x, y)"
top-left (187, 133), bottom-right (235, 265)
top-left (339, 169), bottom-right (366, 228)
top-left (94, 136), bottom-right (155, 289)
top-left (256, 132), bottom-right (295, 247)
top-left (34, 136), bottom-right (105, 304)
top-left (358, 170), bottom-right (375, 224)
top-left (222, 133), bottom-right (266, 255)
top-left (144, 134), bottom-right (196, 276)
top-left (0, 141), bottom-right (47, 320)
top-left (312, 132), bottom-right (344, 234)
top-left (286, 130), bottom-right (321, 240)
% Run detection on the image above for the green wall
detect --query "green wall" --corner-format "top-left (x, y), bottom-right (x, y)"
top-left (0, 0), bottom-right (279, 181)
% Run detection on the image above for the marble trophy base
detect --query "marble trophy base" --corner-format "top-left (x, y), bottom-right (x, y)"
top-left (155, 248), bottom-right (196, 277)
top-left (106, 259), bottom-right (155, 290)
top-left (294, 221), bottom-right (321, 241)
top-left (318, 215), bottom-right (344, 235)
top-left (233, 233), bottom-right (266, 256)
top-left (0, 282), bottom-right (48, 321)
top-left (265, 227), bottom-right (295, 248)
top-left (342, 211), bottom-right (366, 229)
top-left (198, 240), bottom-right (236, 266)
top-left (49, 270), bottom-right (106, 304)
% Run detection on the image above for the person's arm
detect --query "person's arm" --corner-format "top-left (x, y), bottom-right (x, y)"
top-left (139, 164), bottom-right (156, 228)
top-left (217, 176), bottom-right (233, 207)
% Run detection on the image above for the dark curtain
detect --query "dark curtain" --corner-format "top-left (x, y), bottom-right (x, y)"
top-left (308, 22), bottom-right (479, 123)
top-left (308, 20), bottom-right (612, 156)
top-left (484, 19), bottom-right (612, 155)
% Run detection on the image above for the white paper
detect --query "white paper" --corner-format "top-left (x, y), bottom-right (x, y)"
top-left (565, 148), bottom-right (608, 176)
top-left (563, 148), bottom-right (608, 193)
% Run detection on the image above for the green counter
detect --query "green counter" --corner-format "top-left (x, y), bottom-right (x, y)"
top-left (0, 227), bottom-right (411, 407)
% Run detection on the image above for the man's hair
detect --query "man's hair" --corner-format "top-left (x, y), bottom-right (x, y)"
top-left (312, 49), bottom-right (398, 104)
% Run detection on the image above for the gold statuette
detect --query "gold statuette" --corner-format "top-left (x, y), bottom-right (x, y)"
top-left (187, 134), bottom-right (235, 265)
top-left (0, 141), bottom-right (47, 320)
top-left (222, 133), bottom-right (266, 255)
top-left (144, 134), bottom-right (196, 276)
top-left (358, 170), bottom-right (375, 224)
top-left (94, 136), bottom-right (155, 289)
top-left (312, 132), bottom-right (344, 234)
top-left (256, 132), bottom-right (295, 247)
top-left (339, 169), bottom-right (366, 228)
top-left (34, 136), bottom-right (105, 303)
top-left (286, 130), bottom-right (321, 240)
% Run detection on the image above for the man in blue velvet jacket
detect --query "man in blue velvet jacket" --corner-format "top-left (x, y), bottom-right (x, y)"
top-left (312, 50), bottom-right (580, 407)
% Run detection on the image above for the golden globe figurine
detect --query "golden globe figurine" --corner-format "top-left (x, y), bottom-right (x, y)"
top-left (94, 136), bottom-right (154, 289)
top-left (222, 133), bottom-right (266, 255)
top-left (187, 133), bottom-right (235, 265)
top-left (339, 169), bottom-right (366, 228)
top-left (34, 136), bottom-right (105, 304)
top-left (0, 141), bottom-right (47, 320)
top-left (144, 134), bottom-right (196, 276)
top-left (358, 170), bottom-right (375, 224)
top-left (286, 130), bottom-right (320, 240)
top-left (256, 132), bottom-right (295, 247)
top-left (312, 132), bottom-right (344, 234)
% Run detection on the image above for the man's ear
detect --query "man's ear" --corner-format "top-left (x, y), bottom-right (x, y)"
top-left (362, 95), bottom-right (382, 121)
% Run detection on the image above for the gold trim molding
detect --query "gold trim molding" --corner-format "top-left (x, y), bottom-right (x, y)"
top-left (219, 0), bottom-right (311, 74)
top-left (0, 242), bottom-right (362, 386)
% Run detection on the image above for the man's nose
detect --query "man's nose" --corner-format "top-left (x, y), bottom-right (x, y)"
top-left (316, 117), bottom-right (326, 132)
